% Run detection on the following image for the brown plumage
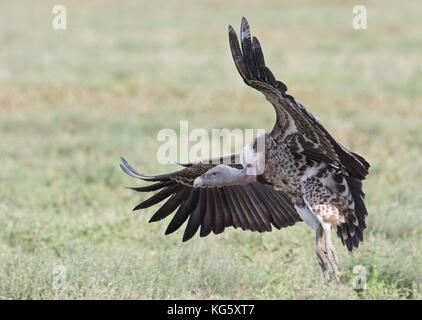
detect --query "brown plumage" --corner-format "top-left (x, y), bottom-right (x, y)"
top-left (121, 18), bottom-right (370, 284)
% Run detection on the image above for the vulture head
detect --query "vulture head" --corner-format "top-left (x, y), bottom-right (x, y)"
top-left (193, 164), bottom-right (255, 188)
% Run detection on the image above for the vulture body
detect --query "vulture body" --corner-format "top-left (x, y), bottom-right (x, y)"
top-left (120, 18), bottom-right (370, 283)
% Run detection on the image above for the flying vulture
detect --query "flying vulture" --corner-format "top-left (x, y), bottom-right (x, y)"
top-left (120, 17), bottom-right (370, 283)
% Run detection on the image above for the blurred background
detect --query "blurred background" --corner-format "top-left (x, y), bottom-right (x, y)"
top-left (0, 0), bottom-right (421, 299)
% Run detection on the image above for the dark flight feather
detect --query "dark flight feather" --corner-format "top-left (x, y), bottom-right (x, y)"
top-left (165, 187), bottom-right (199, 235)
top-left (121, 157), bottom-right (301, 241)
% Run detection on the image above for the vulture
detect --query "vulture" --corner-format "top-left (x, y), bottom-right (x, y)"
top-left (120, 17), bottom-right (370, 283)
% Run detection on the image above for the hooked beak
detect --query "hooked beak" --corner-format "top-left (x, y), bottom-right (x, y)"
top-left (193, 175), bottom-right (204, 188)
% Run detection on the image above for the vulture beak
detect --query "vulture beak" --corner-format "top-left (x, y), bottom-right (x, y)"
top-left (193, 175), bottom-right (204, 188)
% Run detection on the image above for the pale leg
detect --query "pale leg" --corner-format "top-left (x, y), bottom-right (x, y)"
top-left (315, 224), bottom-right (330, 284)
top-left (322, 222), bottom-right (340, 282)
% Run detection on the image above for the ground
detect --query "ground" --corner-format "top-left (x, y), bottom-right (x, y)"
top-left (0, 0), bottom-right (421, 299)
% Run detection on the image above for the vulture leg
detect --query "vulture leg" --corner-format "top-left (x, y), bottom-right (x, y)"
top-left (295, 203), bottom-right (332, 284)
top-left (322, 223), bottom-right (340, 282)
top-left (315, 224), bottom-right (330, 284)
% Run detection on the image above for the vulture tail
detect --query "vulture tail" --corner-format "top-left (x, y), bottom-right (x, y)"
top-left (336, 176), bottom-right (368, 252)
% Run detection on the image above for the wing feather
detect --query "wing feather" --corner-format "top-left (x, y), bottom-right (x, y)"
top-left (121, 158), bottom-right (301, 241)
top-left (165, 187), bottom-right (199, 235)
top-left (229, 18), bottom-right (369, 179)
top-left (183, 189), bottom-right (207, 242)
top-left (148, 187), bottom-right (190, 222)
top-left (200, 189), bottom-right (215, 237)
top-left (212, 188), bottom-right (226, 234)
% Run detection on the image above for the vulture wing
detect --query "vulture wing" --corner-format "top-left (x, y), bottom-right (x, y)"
top-left (120, 156), bottom-right (301, 242)
top-left (229, 17), bottom-right (369, 180)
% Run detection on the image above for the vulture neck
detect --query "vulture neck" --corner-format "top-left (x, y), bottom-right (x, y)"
top-left (230, 165), bottom-right (256, 185)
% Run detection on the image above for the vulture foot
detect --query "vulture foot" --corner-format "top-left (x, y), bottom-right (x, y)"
top-left (315, 225), bottom-right (331, 285)
top-left (326, 242), bottom-right (340, 282)
top-left (316, 224), bottom-right (340, 284)
top-left (323, 223), bottom-right (340, 282)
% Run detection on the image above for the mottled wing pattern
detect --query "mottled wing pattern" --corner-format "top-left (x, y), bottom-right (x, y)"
top-left (228, 17), bottom-right (369, 180)
top-left (120, 157), bottom-right (301, 241)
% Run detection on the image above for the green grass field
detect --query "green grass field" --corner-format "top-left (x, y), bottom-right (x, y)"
top-left (1, 0), bottom-right (421, 299)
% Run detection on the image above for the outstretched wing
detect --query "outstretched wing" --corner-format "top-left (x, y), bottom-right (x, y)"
top-left (229, 17), bottom-right (369, 180)
top-left (120, 156), bottom-right (301, 242)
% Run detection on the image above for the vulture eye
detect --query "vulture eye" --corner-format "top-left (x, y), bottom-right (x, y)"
top-left (210, 172), bottom-right (218, 177)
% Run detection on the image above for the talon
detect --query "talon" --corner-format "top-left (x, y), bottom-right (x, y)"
top-left (334, 271), bottom-right (340, 282)
top-left (323, 270), bottom-right (330, 285)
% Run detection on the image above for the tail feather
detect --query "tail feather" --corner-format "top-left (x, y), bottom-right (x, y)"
top-left (336, 176), bottom-right (368, 252)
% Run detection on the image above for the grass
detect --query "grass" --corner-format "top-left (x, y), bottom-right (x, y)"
top-left (0, 0), bottom-right (421, 299)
